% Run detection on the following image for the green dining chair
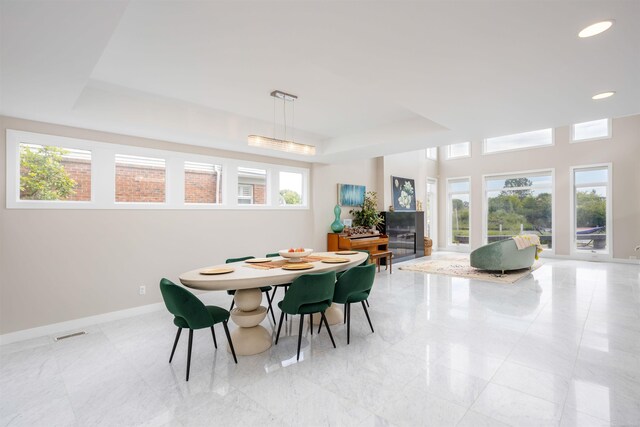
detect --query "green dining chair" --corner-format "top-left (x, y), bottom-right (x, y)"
top-left (328, 263), bottom-right (375, 344)
top-left (159, 278), bottom-right (237, 381)
top-left (336, 250), bottom-right (371, 307)
top-left (225, 256), bottom-right (275, 323)
top-left (274, 271), bottom-right (337, 360)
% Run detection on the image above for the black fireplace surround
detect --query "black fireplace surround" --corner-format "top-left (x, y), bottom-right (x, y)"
top-left (379, 211), bottom-right (424, 262)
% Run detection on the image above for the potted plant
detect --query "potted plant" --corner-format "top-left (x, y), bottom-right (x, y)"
top-left (350, 191), bottom-right (384, 230)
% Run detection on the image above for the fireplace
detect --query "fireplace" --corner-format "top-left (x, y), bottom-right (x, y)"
top-left (379, 211), bottom-right (424, 262)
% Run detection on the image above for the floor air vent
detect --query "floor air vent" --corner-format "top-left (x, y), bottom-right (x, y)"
top-left (54, 331), bottom-right (87, 341)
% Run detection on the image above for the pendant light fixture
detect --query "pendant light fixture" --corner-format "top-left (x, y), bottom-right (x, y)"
top-left (248, 90), bottom-right (316, 156)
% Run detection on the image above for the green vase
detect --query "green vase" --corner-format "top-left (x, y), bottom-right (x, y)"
top-left (330, 204), bottom-right (345, 233)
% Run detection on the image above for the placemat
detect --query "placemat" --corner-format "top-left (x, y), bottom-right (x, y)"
top-left (245, 255), bottom-right (341, 270)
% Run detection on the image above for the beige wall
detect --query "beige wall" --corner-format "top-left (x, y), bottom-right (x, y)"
top-left (0, 116), bottom-right (315, 334)
top-left (311, 158), bottom-right (380, 250)
top-left (436, 115), bottom-right (640, 259)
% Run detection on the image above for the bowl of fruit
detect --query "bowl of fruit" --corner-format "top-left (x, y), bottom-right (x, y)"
top-left (278, 247), bottom-right (314, 263)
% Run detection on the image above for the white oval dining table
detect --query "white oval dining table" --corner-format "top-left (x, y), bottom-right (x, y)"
top-left (179, 251), bottom-right (367, 356)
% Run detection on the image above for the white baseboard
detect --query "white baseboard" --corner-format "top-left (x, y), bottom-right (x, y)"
top-left (540, 253), bottom-right (640, 265)
top-left (0, 301), bottom-right (164, 346)
top-left (0, 292), bottom-right (222, 346)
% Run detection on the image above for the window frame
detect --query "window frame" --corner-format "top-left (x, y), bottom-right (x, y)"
top-left (446, 142), bottom-right (471, 160)
top-left (481, 168), bottom-right (555, 255)
top-left (237, 183), bottom-right (254, 204)
top-left (570, 118), bottom-right (612, 143)
top-left (426, 177), bottom-right (438, 250)
top-left (114, 153), bottom-right (168, 205)
top-left (426, 147), bottom-right (438, 160)
top-left (446, 176), bottom-right (471, 251)
top-left (276, 168), bottom-right (309, 208)
top-left (569, 163), bottom-right (613, 260)
top-left (482, 128), bottom-right (554, 155)
top-left (7, 130), bottom-right (98, 209)
top-left (183, 160), bottom-right (223, 206)
top-left (6, 129), bottom-right (310, 210)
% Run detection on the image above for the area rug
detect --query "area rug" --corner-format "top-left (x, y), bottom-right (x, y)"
top-left (399, 257), bottom-right (542, 284)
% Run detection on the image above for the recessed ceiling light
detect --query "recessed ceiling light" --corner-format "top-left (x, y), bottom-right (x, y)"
top-left (592, 91), bottom-right (615, 100)
top-left (579, 20), bottom-right (614, 38)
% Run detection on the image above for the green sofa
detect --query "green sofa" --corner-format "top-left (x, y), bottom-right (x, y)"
top-left (470, 238), bottom-right (536, 273)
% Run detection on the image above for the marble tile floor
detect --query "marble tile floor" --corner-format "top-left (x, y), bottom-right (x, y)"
top-left (1, 253), bottom-right (639, 426)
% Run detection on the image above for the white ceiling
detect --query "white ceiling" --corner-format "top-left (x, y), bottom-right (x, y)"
top-left (2, 1), bottom-right (639, 163)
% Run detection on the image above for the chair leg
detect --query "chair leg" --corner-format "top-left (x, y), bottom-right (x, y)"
top-left (344, 305), bottom-right (347, 324)
top-left (210, 326), bottom-right (217, 348)
top-left (186, 329), bottom-right (193, 381)
top-left (310, 314), bottom-right (313, 335)
top-left (365, 299), bottom-right (370, 308)
top-left (222, 321), bottom-right (238, 364)
top-left (265, 289), bottom-right (276, 324)
top-left (321, 311), bottom-right (336, 348)
top-left (347, 303), bottom-right (351, 345)
top-left (229, 299), bottom-right (235, 311)
top-left (271, 287), bottom-right (278, 304)
top-left (169, 327), bottom-right (182, 363)
top-left (317, 316), bottom-right (323, 334)
top-left (275, 311), bottom-right (285, 345)
top-left (362, 300), bottom-right (375, 333)
top-left (297, 314), bottom-right (304, 361)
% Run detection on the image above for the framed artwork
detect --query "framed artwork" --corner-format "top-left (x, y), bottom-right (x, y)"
top-left (337, 184), bottom-right (366, 207)
top-left (392, 176), bottom-right (416, 211)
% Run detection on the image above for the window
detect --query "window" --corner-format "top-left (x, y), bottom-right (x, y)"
top-left (185, 161), bottom-right (222, 204)
top-left (447, 178), bottom-right (470, 246)
top-left (237, 167), bottom-right (267, 205)
top-left (7, 130), bottom-right (309, 210)
top-left (237, 184), bottom-right (254, 204)
top-left (115, 154), bottom-right (166, 203)
top-left (572, 119), bottom-right (611, 142)
top-left (484, 128), bottom-right (553, 154)
top-left (571, 165), bottom-right (611, 256)
top-left (19, 143), bottom-right (92, 202)
top-left (426, 178), bottom-right (438, 248)
top-left (426, 147), bottom-right (438, 160)
top-left (484, 171), bottom-right (553, 250)
top-left (447, 142), bottom-right (470, 159)
top-left (279, 171), bottom-right (303, 206)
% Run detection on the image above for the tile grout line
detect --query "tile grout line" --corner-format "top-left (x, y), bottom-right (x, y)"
top-left (456, 295), bottom-right (553, 426)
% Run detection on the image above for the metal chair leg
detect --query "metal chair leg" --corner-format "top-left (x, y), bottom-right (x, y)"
top-left (275, 311), bottom-right (285, 345)
top-left (186, 329), bottom-right (193, 381)
top-left (365, 299), bottom-right (370, 308)
top-left (210, 326), bottom-right (218, 348)
top-left (362, 300), bottom-right (375, 333)
top-left (310, 314), bottom-right (313, 335)
top-left (265, 289), bottom-right (276, 324)
top-left (169, 327), bottom-right (182, 363)
top-left (347, 303), bottom-right (351, 345)
top-left (222, 321), bottom-right (237, 364)
top-left (321, 312), bottom-right (336, 348)
top-left (297, 314), bottom-right (304, 360)
top-left (229, 299), bottom-right (235, 311)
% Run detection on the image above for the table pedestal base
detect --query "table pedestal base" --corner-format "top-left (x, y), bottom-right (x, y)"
top-left (228, 325), bottom-right (272, 356)
top-left (228, 288), bottom-right (271, 356)
top-left (312, 302), bottom-right (343, 326)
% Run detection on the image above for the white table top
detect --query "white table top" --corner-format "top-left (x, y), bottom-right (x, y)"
top-left (179, 251), bottom-right (367, 291)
